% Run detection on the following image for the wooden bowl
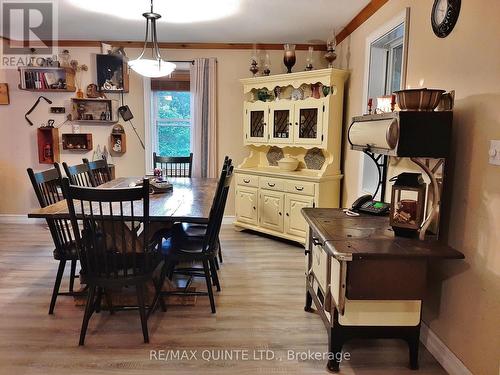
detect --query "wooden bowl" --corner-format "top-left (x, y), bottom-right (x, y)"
top-left (394, 89), bottom-right (445, 111)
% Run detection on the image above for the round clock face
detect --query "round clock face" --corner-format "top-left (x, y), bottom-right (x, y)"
top-left (432, 0), bottom-right (461, 38)
top-left (434, 0), bottom-right (448, 25)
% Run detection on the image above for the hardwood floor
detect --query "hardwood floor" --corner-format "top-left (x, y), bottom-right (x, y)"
top-left (0, 223), bottom-right (448, 375)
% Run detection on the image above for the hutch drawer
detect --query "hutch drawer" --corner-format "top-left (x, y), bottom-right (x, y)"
top-left (259, 176), bottom-right (284, 191)
top-left (285, 180), bottom-right (315, 196)
top-left (236, 173), bottom-right (259, 188)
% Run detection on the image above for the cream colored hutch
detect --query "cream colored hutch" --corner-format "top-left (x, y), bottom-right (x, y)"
top-left (234, 68), bottom-right (349, 244)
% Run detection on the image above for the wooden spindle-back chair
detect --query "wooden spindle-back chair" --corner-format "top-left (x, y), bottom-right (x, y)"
top-left (62, 162), bottom-right (96, 187)
top-left (153, 152), bottom-right (193, 177)
top-left (83, 158), bottom-right (112, 186)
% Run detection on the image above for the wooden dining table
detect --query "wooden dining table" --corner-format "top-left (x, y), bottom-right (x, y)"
top-left (28, 177), bottom-right (218, 224)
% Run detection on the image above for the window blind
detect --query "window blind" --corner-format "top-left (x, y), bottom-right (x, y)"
top-left (151, 70), bottom-right (190, 91)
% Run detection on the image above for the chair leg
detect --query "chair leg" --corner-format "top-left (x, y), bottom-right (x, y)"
top-left (214, 257), bottom-right (220, 270)
top-left (203, 260), bottom-right (216, 314)
top-left (48, 260), bottom-right (66, 315)
top-left (69, 259), bottom-right (77, 293)
top-left (136, 283), bottom-right (149, 343)
top-left (94, 287), bottom-right (103, 313)
top-left (217, 237), bottom-right (223, 264)
top-left (149, 264), bottom-right (168, 318)
top-left (79, 285), bottom-right (96, 346)
top-left (104, 289), bottom-right (114, 315)
top-left (209, 258), bottom-right (221, 292)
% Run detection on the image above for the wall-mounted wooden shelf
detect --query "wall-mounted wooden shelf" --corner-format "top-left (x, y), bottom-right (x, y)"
top-left (71, 98), bottom-right (119, 124)
top-left (110, 124), bottom-right (126, 154)
top-left (18, 66), bottom-right (75, 92)
top-left (62, 133), bottom-right (93, 151)
top-left (37, 127), bottom-right (60, 164)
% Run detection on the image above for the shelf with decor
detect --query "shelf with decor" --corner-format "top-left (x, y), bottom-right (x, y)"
top-left (234, 68), bottom-right (349, 245)
top-left (62, 133), bottom-right (93, 151)
top-left (70, 98), bottom-right (119, 124)
top-left (37, 127), bottom-right (60, 164)
top-left (110, 124), bottom-right (126, 154)
top-left (18, 67), bottom-right (75, 92)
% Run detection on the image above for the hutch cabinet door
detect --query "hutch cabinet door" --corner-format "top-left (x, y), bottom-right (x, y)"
top-left (269, 101), bottom-right (293, 144)
top-left (259, 190), bottom-right (284, 233)
top-left (285, 193), bottom-right (314, 238)
top-left (235, 186), bottom-right (258, 225)
top-left (244, 101), bottom-right (269, 144)
top-left (293, 98), bottom-right (324, 146)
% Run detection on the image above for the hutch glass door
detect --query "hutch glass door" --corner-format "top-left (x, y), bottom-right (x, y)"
top-left (269, 101), bottom-right (292, 144)
top-left (293, 98), bottom-right (324, 145)
top-left (245, 101), bottom-right (268, 144)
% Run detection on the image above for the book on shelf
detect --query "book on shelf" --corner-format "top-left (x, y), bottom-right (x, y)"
top-left (19, 67), bottom-right (65, 90)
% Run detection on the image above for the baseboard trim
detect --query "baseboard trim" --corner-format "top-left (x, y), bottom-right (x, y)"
top-left (222, 215), bottom-right (235, 225)
top-left (0, 214), bottom-right (44, 224)
top-left (420, 322), bottom-right (473, 375)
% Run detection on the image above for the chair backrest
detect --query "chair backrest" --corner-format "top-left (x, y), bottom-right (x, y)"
top-left (27, 165), bottom-right (75, 253)
top-left (153, 152), bottom-right (193, 177)
top-left (62, 162), bottom-right (96, 187)
top-left (83, 158), bottom-right (112, 186)
top-left (62, 178), bottom-right (154, 280)
top-left (203, 164), bottom-right (234, 254)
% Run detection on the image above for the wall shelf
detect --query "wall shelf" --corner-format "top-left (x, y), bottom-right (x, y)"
top-left (37, 127), bottom-right (60, 164)
top-left (62, 133), bottom-right (93, 151)
top-left (18, 66), bottom-right (75, 92)
top-left (71, 98), bottom-right (119, 124)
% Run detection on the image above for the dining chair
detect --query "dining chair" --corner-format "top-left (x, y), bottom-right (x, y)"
top-left (154, 164), bottom-right (234, 314)
top-left (82, 157), bottom-right (112, 186)
top-left (153, 152), bottom-right (193, 177)
top-left (62, 177), bottom-right (163, 345)
top-left (62, 162), bottom-right (96, 187)
top-left (174, 156), bottom-right (231, 266)
top-left (27, 164), bottom-right (80, 314)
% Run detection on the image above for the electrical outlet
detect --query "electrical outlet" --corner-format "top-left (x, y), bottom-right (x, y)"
top-left (488, 140), bottom-right (500, 166)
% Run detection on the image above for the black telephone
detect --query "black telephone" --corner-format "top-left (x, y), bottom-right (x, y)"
top-left (351, 194), bottom-right (390, 216)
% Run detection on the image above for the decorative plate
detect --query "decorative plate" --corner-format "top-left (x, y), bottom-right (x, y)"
top-left (291, 88), bottom-right (304, 101)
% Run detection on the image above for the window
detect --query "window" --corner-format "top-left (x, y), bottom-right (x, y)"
top-left (152, 90), bottom-right (191, 157)
top-left (360, 12), bottom-right (408, 201)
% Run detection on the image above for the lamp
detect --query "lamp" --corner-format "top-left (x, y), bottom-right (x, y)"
top-left (128, 0), bottom-right (176, 78)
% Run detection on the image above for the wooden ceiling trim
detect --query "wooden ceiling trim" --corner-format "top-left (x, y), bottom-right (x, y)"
top-left (336, 0), bottom-right (390, 45)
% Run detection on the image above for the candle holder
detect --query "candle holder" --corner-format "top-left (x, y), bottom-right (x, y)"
top-left (283, 44), bottom-right (296, 73)
top-left (249, 59), bottom-right (259, 77)
top-left (305, 46), bottom-right (314, 71)
top-left (263, 52), bottom-right (271, 76)
top-left (324, 29), bottom-right (337, 67)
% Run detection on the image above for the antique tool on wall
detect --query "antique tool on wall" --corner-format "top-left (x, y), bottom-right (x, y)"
top-left (25, 96), bottom-right (52, 126)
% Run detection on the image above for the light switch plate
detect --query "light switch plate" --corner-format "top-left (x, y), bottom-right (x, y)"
top-left (488, 140), bottom-right (500, 166)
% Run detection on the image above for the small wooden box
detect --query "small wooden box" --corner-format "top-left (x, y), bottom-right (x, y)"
top-left (37, 127), bottom-right (60, 164)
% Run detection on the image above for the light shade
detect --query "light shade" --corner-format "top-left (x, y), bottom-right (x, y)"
top-left (128, 58), bottom-right (176, 78)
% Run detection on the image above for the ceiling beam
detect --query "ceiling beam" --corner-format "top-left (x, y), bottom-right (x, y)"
top-left (336, 0), bottom-right (390, 45)
top-left (1, 37), bottom-right (326, 51)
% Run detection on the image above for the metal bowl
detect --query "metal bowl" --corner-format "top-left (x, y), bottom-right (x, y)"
top-left (394, 88), bottom-right (445, 111)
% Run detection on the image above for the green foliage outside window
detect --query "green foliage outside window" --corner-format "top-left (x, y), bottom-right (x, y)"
top-left (155, 91), bottom-right (191, 157)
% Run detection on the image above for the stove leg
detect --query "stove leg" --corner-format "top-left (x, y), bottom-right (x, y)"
top-left (327, 327), bottom-right (343, 373)
top-left (304, 289), bottom-right (313, 312)
top-left (408, 326), bottom-right (420, 370)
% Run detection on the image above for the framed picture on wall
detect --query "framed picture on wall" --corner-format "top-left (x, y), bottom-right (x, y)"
top-left (0, 83), bottom-right (9, 105)
top-left (96, 54), bottom-right (129, 93)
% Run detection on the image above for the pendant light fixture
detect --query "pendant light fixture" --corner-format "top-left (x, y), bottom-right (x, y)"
top-left (128, 0), bottom-right (176, 78)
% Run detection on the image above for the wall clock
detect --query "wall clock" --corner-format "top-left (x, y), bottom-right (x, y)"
top-left (432, 0), bottom-right (461, 38)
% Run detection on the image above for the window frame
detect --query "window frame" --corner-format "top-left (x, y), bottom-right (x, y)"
top-left (145, 83), bottom-right (192, 174)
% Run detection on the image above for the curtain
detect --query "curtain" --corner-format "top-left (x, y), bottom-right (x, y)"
top-left (190, 58), bottom-right (217, 178)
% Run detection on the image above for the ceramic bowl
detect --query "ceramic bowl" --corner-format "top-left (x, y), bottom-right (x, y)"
top-left (278, 157), bottom-right (299, 171)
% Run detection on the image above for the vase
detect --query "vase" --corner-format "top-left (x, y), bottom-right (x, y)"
top-left (76, 88), bottom-right (84, 99)
top-left (283, 44), bottom-right (296, 73)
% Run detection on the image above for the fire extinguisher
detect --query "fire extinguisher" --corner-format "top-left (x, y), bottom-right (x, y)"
top-left (43, 143), bottom-right (52, 160)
